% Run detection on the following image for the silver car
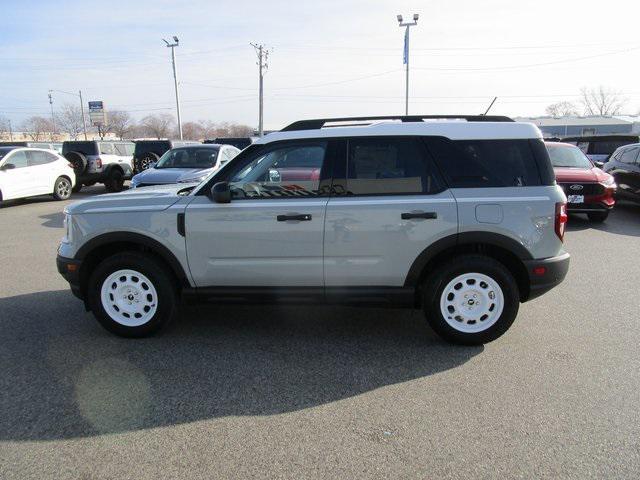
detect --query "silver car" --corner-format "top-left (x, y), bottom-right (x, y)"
top-left (57, 115), bottom-right (570, 345)
top-left (130, 144), bottom-right (240, 188)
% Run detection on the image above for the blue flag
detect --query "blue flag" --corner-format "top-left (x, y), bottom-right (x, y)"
top-left (403, 28), bottom-right (409, 64)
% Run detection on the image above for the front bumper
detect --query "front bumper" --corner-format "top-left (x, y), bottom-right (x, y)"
top-left (523, 252), bottom-right (570, 301)
top-left (56, 255), bottom-right (84, 300)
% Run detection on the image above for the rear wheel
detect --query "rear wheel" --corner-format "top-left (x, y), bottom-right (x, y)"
top-left (52, 176), bottom-right (72, 200)
top-left (423, 255), bottom-right (520, 345)
top-left (587, 211), bottom-right (609, 223)
top-left (87, 252), bottom-right (178, 337)
top-left (104, 168), bottom-right (125, 192)
top-left (136, 153), bottom-right (159, 173)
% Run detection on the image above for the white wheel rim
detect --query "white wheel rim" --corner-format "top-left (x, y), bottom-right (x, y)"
top-left (100, 269), bottom-right (158, 327)
top-left (439, 272), bottom-right (504, 333)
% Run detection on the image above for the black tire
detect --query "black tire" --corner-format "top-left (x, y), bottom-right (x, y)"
top-left (422, 255), bottom-right (520, 345)
top-left (104, 168), bottom-right (125, 192)
top-left (52, 176), bottom-right (72, 200)
top-left (136, 152), bottom-right (159, 173)
top-left (65, 151), bottom-right (87, 174)
top-left (87, 252), bottom-right (178, 337)
top-left (587, 211), bottom-right (609, 223)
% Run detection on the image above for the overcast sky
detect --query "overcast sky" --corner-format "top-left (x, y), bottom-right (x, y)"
top-left (2, 0), bottom-right (640, 129)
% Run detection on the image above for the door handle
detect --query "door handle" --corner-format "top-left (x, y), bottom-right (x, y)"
top-left (277, 213), bottom-right (312, 222)
top-left (401, 211), bottom-right (437, 220)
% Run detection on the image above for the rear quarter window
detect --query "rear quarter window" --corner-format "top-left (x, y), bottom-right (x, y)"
top-left (62, 142), bottom-right (98, 156)
top-left (424, 137), bottom-right (546, 188)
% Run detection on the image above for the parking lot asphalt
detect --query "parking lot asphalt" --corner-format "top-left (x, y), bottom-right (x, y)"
top-left (1, 188), bottom-right (639, 479)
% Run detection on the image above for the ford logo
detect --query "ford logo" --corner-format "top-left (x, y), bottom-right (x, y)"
top-left (569, 185), bottom-right (584, 191)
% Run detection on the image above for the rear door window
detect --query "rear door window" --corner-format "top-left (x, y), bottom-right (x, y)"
top-left (425, 138), bottom-right (542, 188)
top-left (99, 143), bottom-right (114, 155)
top-left (345, 137), bottom-right (442, 195)
top-left (27, 151), bottom-right (56, 166)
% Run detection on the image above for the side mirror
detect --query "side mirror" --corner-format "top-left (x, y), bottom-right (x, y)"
top-left (210, 181), bottom-right (231, 203)
top-left (0, 163), bottom-right (15, 170)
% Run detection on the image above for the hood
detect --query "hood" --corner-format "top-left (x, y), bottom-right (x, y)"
top-left (132, 167), bottom-right (205, 185)
top-left (65, 184), bottom-right (194, 215)
top-left (177, 167), bottom-right (215, 182)
top-left (554, 166), bottom-right (611, 183)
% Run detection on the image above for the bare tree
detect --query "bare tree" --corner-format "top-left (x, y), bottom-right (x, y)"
top-left (56, 104), bottom-right (85, 140)
top-left (104, 110), bottom-right (133, 139)
top-left (545, 101), bottom-right (579, 117)
top-left (227, 123), bottom-right (254, 137)
top-left (196, 120), bottom-right (254, 139)
top-left (21, 116), bottom-right (53, 141)
top-left (140, 113), bottom-right (176, 139)
top-left (580, 86), bottom-right (627, 116)
top-left (0, 116), bottom-right (10, 140)
top-left (181, 121), bottom-right (204, 141)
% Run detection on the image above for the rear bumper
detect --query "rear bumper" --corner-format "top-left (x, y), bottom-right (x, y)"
top-left (523, 252), bottom-right (570, 301)
top-left (56, 255), bottom-right (84, 300)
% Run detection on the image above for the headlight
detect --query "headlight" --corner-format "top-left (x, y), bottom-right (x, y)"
top-left (178, 174), bottom-right (207, 184)
top-left (601, 176), bottom-right (615, 187)
top-left (63, 214), bottom-right (73, 243)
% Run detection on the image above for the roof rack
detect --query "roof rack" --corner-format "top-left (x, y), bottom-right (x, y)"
top-left (281, 115), bottom-right (514, 132)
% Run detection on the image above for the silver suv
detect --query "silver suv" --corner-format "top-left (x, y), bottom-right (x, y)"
top-left (57, 115), bottom-right (570, 345)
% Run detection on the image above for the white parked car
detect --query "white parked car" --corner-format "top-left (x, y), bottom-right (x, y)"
top-left (0, 147), bottom-right (76, 203)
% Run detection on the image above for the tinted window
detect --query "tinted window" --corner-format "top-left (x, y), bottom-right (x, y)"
top-left (346, 137), bottom-right (441, 195)
top-left (124, 143), bottom-right (135, 156)
top-left (0, 147), bottom-right (16, 160)
top-left (589, 141), bottom-right (631, 155)
top-left (134, 141), bottom-right (170, 156)
top-left (62, 142), bottom-right (98, 155)
top-left (226, 142), bottom-right (327, 199)
top-left (28, 151), bottom-right (57, 166)
top-left (620, 147), bottom-right (639, 164)
top-left (425, 138), bottom-right (541, 188)
top-left (155, 147), bottom-right (219, 169)
top-left (5, 150), bottom-right (28, 168)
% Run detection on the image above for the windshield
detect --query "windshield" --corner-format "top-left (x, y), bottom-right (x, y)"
top-left (0, 147), bottom-right (16, 160)
top-left (155, 147), bottom-right (219, 169)
top-left (547, 144), bottom-right (593, 168)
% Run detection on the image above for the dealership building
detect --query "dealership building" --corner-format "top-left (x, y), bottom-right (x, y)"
top-left (515, 115), bottom-right (640, 138)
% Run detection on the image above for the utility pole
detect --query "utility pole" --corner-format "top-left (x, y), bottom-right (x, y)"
top-left (79, 90), bottom-right (88, 140)
top-left (251, 43), bottom-right (270, 137)
top-left (397, 14), bottom-right (419, 115)
top-left (8, 119), bottom-right (13, 141)
top-left (50, 89), bottom-right (87, 139)
top-left (163, 36), bottom-right (183, 140)
top-left (48, 91), bottom-right (56, 140)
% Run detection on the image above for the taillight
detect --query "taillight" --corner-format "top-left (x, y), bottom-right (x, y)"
top-left (95, 157), bottom-right (102, 168)
top-left (555, 202), bottom-right (568, 241)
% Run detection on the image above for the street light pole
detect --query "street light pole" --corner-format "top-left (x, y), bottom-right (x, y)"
top-left (164, 37), bottom-right (183, 140)
top-left (397, 14), bottom-right (419, 116)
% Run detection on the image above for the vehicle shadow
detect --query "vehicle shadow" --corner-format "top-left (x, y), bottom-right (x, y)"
top-left (40, 212), bottom-right (64, 228)
top-left (0, 290), bottom-right (481, 441)
top-left (566, 201), bottom-right (640, 237)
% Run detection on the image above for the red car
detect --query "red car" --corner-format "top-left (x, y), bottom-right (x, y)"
top-left (546, 142), bottom-right (616, 222)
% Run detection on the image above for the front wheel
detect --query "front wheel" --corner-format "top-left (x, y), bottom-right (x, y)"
top-left (423, 255), bottom-right (520, 345)
top-left (587, 211), bottom-right (609, 223)
top-left (52, 176), bottom-right (72, 200)
top-left (87, 252), bottom-right (178, 337)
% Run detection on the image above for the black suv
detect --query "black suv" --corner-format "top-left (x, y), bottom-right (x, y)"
top-left (133, 140), bottom-right (200, 173)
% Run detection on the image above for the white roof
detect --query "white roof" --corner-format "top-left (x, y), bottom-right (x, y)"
top-left (256, 121), bottom-right (542, 144)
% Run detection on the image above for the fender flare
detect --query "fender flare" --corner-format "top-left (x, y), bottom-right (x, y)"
top-left (404, 231), bottom-right (533, 287)
top-left (75, 231), bottom-right (190, 286)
